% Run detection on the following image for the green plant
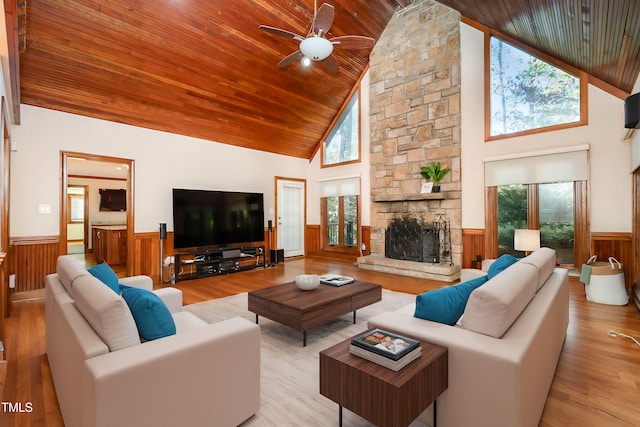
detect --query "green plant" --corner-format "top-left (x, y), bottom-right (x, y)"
top-left (420, 161), bottom-right (450, 185)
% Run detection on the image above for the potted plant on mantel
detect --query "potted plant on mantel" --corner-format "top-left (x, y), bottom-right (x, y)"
top-left (420, 161), bottom-right (450, 193)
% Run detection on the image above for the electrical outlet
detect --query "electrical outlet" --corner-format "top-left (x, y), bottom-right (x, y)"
top-left (9, 274), bottom-right (15, 289)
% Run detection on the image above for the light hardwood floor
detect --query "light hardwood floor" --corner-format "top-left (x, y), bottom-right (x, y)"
top-left (1, 256), bottom-right (639, 426)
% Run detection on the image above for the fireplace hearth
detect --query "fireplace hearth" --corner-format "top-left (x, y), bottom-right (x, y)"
top-left (385, 217), bottom-right (439, 263)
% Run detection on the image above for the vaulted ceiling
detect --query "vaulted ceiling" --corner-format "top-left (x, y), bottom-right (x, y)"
top-left (11, 0), bottom-right (640, 159)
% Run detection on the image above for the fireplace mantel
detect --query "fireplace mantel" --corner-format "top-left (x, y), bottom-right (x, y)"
top-left (372, 193), bottom-right (445, 202)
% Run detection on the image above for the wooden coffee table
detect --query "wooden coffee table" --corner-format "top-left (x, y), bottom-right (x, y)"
top-left (320, 329), bottom-right (448, 427)
top-left (247, 281), bottom-right (381, 346)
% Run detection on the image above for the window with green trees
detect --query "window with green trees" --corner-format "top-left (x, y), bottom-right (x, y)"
top-left (323, 195), bottom-right (358, 250)
top-left (489, 36), bottom-right (584, 138)
top-left (323, 91), bottom-right (360, 166)
top-left (497, 182), bottom-right (575, 265)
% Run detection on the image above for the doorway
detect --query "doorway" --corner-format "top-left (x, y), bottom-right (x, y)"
top-left (60, 152), bottom-right (134, 275)
top-left (67, 185), bottom-right (88, 254)
top-left (275, 177), bottom-right (306, 258)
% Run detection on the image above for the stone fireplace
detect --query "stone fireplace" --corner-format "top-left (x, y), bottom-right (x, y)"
top-left (357, 0), bottom-right (462, 282)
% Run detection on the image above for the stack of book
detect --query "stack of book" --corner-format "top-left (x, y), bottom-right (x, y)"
top-left (349, 329), bottom-right (421, 371)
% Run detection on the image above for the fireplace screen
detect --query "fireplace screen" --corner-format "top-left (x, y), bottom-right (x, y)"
top-left (385, 217), bottom-right (440, 263)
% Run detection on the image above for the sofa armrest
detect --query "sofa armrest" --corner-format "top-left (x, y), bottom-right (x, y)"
top-left (118, 275), bottom-right (153, 291)
top-left (83, 317), bottom-right (260, 427)
top-left (153, 287), bottom-right (183, 313)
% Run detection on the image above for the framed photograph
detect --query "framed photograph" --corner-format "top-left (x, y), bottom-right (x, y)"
top-left (351, 329), bottom-right (420, 361)
top-left (420, 182), bottom-right (433, 194)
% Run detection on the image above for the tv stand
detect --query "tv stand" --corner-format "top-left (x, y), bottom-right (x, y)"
top-left (174, 245), bottom-right (266, 282)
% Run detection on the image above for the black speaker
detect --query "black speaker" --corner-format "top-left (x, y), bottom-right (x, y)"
top-left (268, 220), bottom-right (273, 231)
top-left (270, 248), bottom-right (284, 264)
top-left (624, 92), bottom-right (640, 128)
top-left (159, 223), bottom-right (167, 240)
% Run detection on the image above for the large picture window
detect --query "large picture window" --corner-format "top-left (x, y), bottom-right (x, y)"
top-left (487, 35), bottom-right (586, 140)
top-left (322, 90), bottom-right (360, 167)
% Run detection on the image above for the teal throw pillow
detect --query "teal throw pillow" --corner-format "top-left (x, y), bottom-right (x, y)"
top-left (88, 263), bottom-right (120, 294)
top-left (414, 275), bottom-right (489, 325)
top-left (119, 285), bottom-right (176, 341)
top-left (487, 254), bottom-right (519, 279)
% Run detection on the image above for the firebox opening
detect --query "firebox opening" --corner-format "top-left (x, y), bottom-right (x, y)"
top-left (385, 217), bottom-right (440, 263)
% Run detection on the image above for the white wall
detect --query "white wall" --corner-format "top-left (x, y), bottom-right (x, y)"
top-left (460, 23), bottom-right (632, 233)
top-left (11, 105), bottom-right (310, 236)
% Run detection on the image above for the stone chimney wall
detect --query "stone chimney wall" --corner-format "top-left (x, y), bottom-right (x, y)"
top-left (368, 0), bottom-right (462, 266)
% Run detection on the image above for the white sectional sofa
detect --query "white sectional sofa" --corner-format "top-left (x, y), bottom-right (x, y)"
top-left (368, 248), bottom-right (569, 427)
top-left (46, 255), bottom-right (260, 427)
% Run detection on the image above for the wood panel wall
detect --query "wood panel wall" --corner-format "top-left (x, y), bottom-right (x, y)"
top-left (9, 237), bottom-right (59, 293)
top-left (305, 224), bottom-right (370, 261)
top-left (462, 229), bottom-right (485, 268)
top-left (6, 229), bottom-right (634, 293)
top-left (591, 232), bottom-right (633, 292)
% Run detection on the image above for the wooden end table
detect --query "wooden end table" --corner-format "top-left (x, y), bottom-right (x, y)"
top-left (320, 329), bottom-right (448, 427)
top-left (247, 281), bottom-right (382, 346)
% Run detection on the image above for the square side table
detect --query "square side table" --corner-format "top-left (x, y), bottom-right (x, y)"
top-left (320, 330), bottom-right (448, 427)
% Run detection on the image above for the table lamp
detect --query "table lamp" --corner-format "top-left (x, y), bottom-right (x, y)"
top-left (514, 229), bottom-right (540, 256)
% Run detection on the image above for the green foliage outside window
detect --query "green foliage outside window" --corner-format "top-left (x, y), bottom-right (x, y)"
top-left (497, 185), bottom-right (527, 256)
top-left (323, 91), bottom-right (359, 166)
top-left (490, 37), bottom-right (581, 137)
top-left (497, 182), bottom-right (575, 264)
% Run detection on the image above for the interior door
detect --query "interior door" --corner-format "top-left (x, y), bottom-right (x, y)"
top-left (276, 178), bottom-right (306, 258)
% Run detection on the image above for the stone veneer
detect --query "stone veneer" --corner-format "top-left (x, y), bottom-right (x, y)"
top-left (364, 0), bottom-right (462, 270)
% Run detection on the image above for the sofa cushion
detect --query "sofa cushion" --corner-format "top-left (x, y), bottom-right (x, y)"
top-left (487, 254), bottom-right (519, 279)
top-left (461, 262), bottom-right (538, 338)
top-left (57, 255), bottom-right (91, 294)
top-left (519, 247), bottom-right (556, 291)
top-left (72, 275), bottom-right (141, 351)
top-left (88, 263), bottom-right (120, 294)
top-left (414, 275), bottom-right (489, 325)
top-left (120, 285), bottom-right (177, 341)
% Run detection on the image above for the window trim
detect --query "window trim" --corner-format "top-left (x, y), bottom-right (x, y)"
top-left (485, 181), bottom-right (589, 266)
top-left (320, 195), bottom-right (360, 254)
top-left (484, 31), bottom-right (588, 142)
top-left (319, 72), bottom-right (364, 168)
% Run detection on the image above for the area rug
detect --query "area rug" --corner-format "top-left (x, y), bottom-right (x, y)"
top-left (184, 289), bottom-right (416, 426)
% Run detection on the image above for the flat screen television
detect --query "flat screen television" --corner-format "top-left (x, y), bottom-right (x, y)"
top-left (172, 188), bottom-right (265, 250)
top-left (99, 188), bottom-right (126, 212)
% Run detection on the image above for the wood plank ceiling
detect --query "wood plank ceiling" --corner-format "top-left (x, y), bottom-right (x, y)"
top-left (16, 0), bottom-right (640, 159)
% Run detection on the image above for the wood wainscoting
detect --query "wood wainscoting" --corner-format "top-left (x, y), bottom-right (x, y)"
top-left (591, 232), bottom-right (633, 292)
top-left (462, 228), bottom-right (486, 269)
top-left (9, 236), bottom-right (59, 293)
top-left (305, 224), bottom-right (370, 261)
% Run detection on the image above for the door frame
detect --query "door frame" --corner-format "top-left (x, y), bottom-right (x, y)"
top-left (60, 152), bottom-right (135, 276)
top-left (274, 176), bottom-right (306, 257)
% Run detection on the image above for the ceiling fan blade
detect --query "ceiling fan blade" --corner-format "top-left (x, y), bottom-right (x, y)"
top-left (330, 35), bottom-right (375, 49)
top-left (321, 54), bottom-right (339, 73)
top-left (278, 50), bottom-right (304, 68)
top-left (259, 25), bottom-right (304, 42)
top-left (312, 3), bottom-right (334, 36)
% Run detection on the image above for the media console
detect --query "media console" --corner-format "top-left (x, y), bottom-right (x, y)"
top-left (174, 245), bottom-right (266, 282)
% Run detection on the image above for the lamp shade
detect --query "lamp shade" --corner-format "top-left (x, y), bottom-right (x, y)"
top-left (300, 36), bottom-right (334, 61)
top-left (514, 229), bottom-right (541, 252)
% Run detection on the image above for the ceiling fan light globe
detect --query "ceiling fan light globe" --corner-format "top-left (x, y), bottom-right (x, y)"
top-left (300, 37), bottom-right (333, 61)
top-left (301, 56), bottom-right (312, 68)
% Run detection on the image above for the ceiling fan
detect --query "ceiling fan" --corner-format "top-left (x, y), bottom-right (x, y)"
top-left (259, 2), bottom-right (375, 72)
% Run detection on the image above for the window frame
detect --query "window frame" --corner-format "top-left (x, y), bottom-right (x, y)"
top-left (320, 82), bottom-right (362, 168)
top-left (484, 32), bottom-right (588, 142)
top-left (486, 181), bottom-right (589, 267)
top-left (320, 195), bottom-right (360, 254)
